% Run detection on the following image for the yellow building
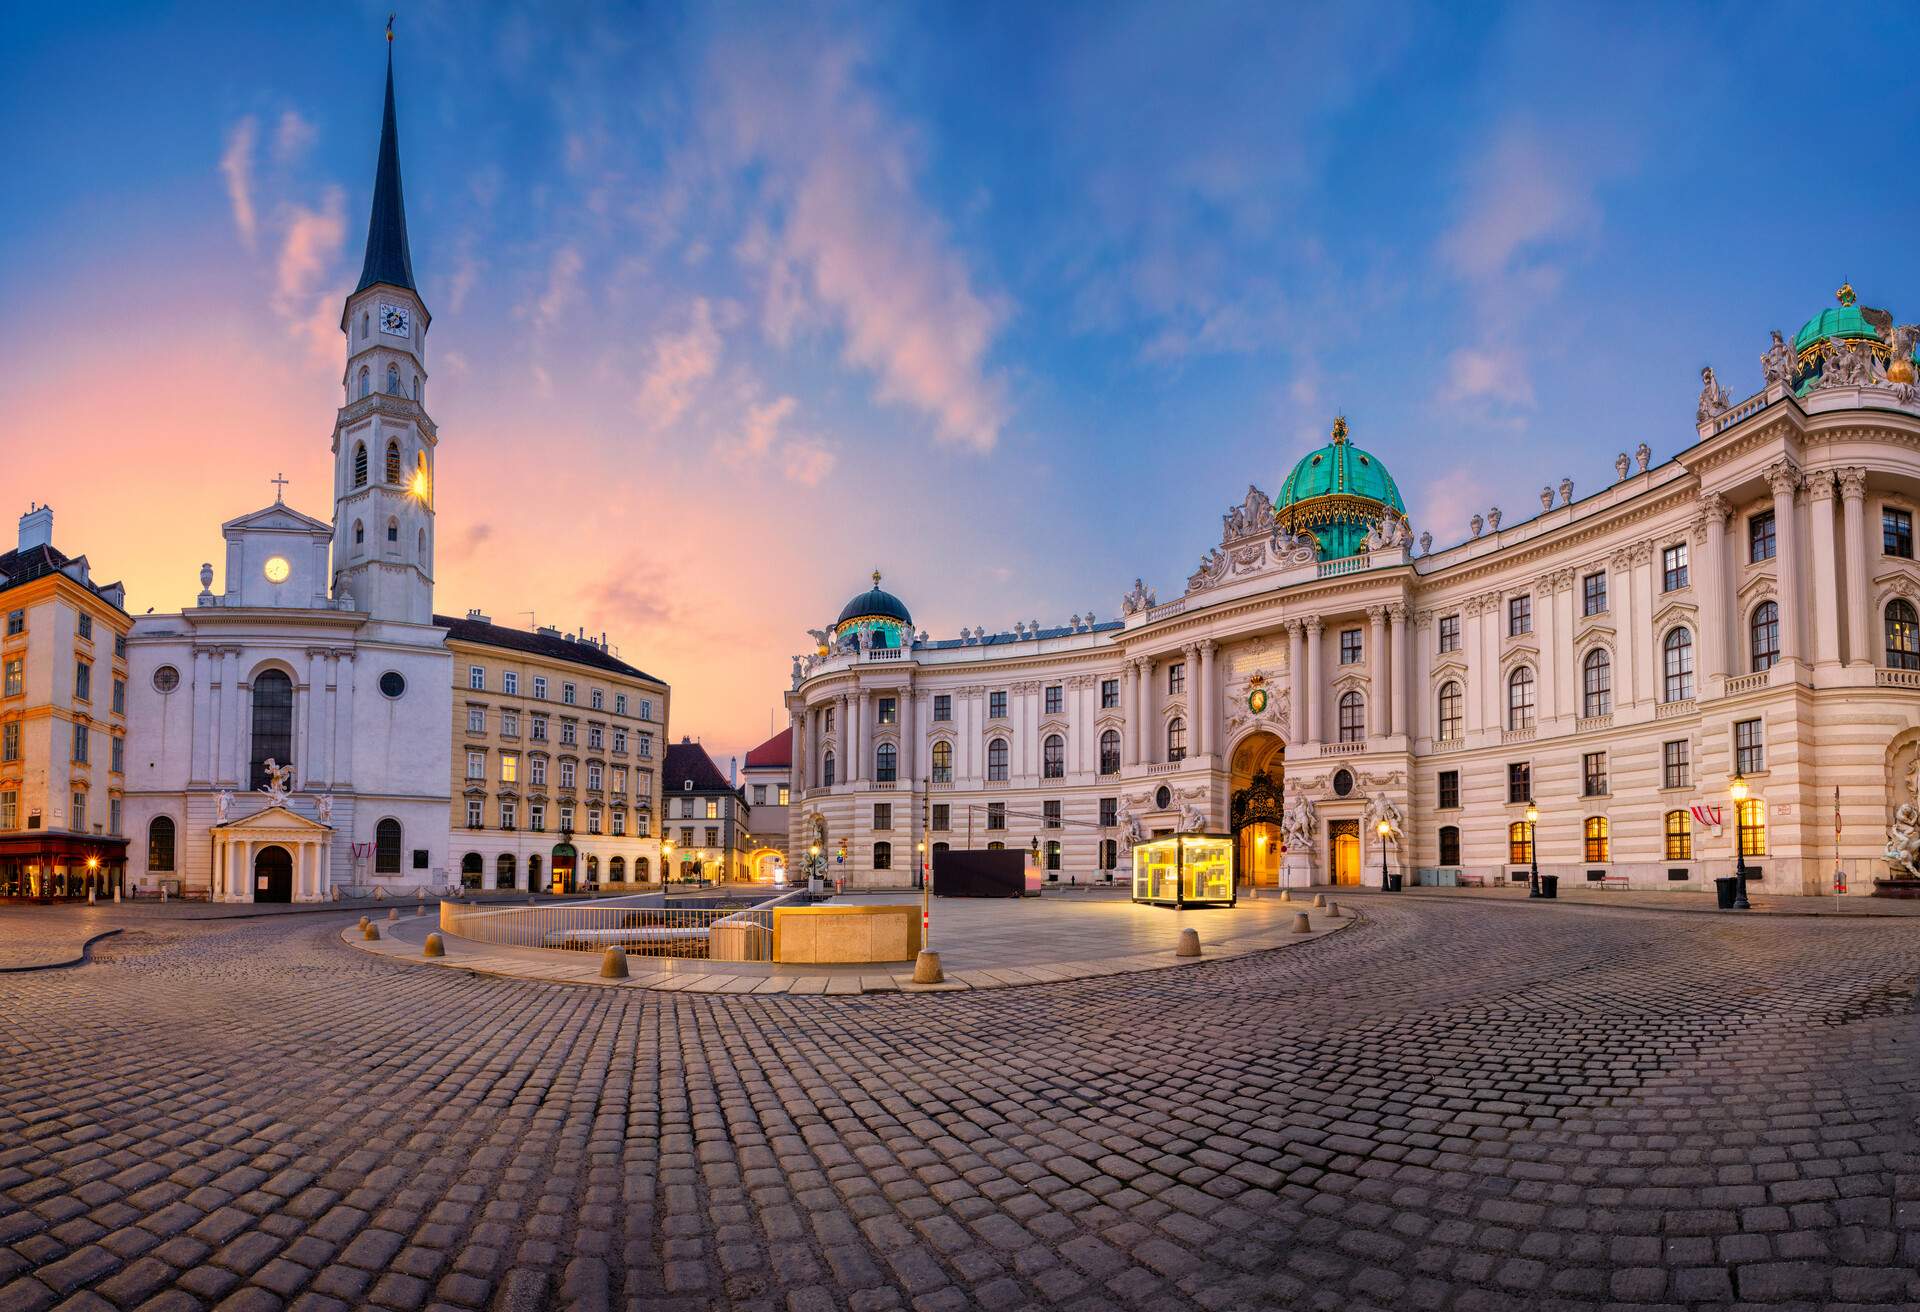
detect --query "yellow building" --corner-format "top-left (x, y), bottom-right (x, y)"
top-left (440, 610), bottom-right (670, 892)
top-left (0, 506), bottom-right (133, 898)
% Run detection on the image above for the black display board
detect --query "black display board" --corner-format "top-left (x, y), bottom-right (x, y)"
top-left (932, 848), bottom-right (1024, 898)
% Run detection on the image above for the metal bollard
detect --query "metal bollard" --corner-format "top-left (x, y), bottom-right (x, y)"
top-left (422, 933), bottom-right (445, 958)
top-left (600, 946), bottom-right (629, 979)
top-left (1292, 912), bottom-right (1313, 934)
top-left (1176, 927), bottom-right (1202, 957)
top-left (913, 950), bottom-right (945, 984)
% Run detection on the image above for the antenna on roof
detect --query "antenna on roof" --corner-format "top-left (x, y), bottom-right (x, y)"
top-left (520, 610), bottom-right (536, 630)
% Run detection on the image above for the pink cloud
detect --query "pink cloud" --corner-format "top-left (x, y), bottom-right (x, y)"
top-left (220, 117), bottom-right (258, 249)
top-left (632, 297), bottom-right (721, 430)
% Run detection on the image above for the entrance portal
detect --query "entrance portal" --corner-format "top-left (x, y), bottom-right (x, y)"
top-left (254, 845), bottom-right (293, 903)
top-left (1329, 820), bottom-right (1360, 885)
top-left (1229, 731), bottom-right (1286, 888)
top-left (550, 843), bottom-right (577, 894)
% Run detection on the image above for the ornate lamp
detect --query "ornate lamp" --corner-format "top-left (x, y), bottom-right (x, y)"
top-left (1728, 775), bottom-right (1752, 910)
top-left (1524, 802), bottom-right (1540, 897)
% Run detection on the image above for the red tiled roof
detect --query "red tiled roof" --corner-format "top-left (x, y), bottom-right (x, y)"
top-left (744, 727), bottom-right (792, 769)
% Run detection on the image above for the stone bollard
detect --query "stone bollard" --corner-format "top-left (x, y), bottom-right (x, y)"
top-left (1312, 893), bottom-right (1327, 908)
top-left (422, 933), bottom-right (445, 958)
top-left (357, 915), bottom-right (370, 931)
top-left (1278, 888), bottom-right (1291, 902)
top-left (88, 888), bottom-right (96, 905)
top-left (528, 896), bottom-right (537, 907)
top-left (1292, 912), bottom-right (1312, 934)
top-left (1329, 902), bottom-right (1343, 919)
top-left (600, 946), bottom-right (629, 979)
top-left (913, 949), bottom-right (945, 984)
top-left (161, 887), bottom-right (169, 902)
top-left (114, 887), bottom-right (121, 904)
top-left (414, 904), bottom-right (424, 917)
top-left (1176, 927), bottom-right (1202, 957)
top-left (387, 908), bottom-right (398, 922)
top-left (362, 923), bottom-right (380, 941)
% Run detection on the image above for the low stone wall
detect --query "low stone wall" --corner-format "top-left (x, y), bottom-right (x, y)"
top-left (772, 905), bottom-right (921, 964)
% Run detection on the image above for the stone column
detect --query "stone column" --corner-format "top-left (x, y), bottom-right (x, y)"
top-left (901, 688), bottom-right (916, 783)
top-left (1135, 657), bottom-right (1154, 764)
top-left (1122, 663), bottom-right (1140, 766)
top-left (1839, 468), bottom-right (1871, 666)
top-left (190, 648), bottom-right (212, 785)
top-left (1613, 551), bottom-right (1639, 706)
top-left (1389, 605), bottom-right (1409, 738)
top-left (1767, 460), bottom-right (1803, 665)
top-left (1697, 493), bottom-right (1729, 683)
top-left (1807, 471), bottom-right (1841, 667)
top-left (1366, 607), bottom-right (1389, 737)
top-left (1181, 645), bottom-right (1200, 759)
top-left (333, 652), bottom-right (355, 788)
top-left (1464, 599), bottom-right (1485, 730)
top-left (1412, 611), bottom-right (1432, 741)
top-left (1198, 641), bottom-right (1217, 758)
top-left (304, 648), bottom-right (329, 788)
top-left (836, 694), bottom-right (849, 784)
top-left (220, 649), bottom-right (243, 785)
top-left (1304, 618), bottom-right (1325, 744)
top-left (1286, 621), bottom-right (1306, 747)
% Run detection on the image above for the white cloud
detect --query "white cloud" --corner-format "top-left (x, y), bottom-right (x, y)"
top-left (1439, 346), bottom-right (1535, 409)
top-left (273, 110), bottom-right (317, 164)
top-left (274, 186), bottom-right (346, 307)
top-left (1437, 123), bottom-right (1600, 283)
top-left (220, 117), bottom-right (258, 249)
top-left (632, 297), bottom-right (721, 430)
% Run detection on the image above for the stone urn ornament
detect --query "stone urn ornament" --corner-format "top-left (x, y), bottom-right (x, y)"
top-left (1615, 452), bottom-right (1631, 481)
top-left (1487, 507), bottom-right (1502, 531)
top-left (1540, 486), bottom-right (1554, 511)
top-left (1470, 513), bottom-right (1484, 538)
top-left (1559, 478), bottom-right (1574, 506)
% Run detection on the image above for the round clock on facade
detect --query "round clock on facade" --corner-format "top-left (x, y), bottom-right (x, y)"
top-left (262, 555), bottom-right (290, 584)
top-left (379, 303), bottom-right (410, 336)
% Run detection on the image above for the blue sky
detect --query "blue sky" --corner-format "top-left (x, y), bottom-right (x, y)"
top-left (6, 1), bottom-right (1920, 761)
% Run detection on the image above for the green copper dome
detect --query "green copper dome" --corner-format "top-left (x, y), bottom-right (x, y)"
top-left (1275, 418), bottom-right (1407, 559)
top-left (1792, 283), bottom-right (1880, 356)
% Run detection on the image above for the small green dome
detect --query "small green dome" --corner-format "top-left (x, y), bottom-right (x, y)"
top-left (1275, 418), bottom-right (1407, 560)
top-left (1793, 283), bottom-right (1880, 356)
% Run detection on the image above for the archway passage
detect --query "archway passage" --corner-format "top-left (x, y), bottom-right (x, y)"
top-left (461, 852), bottom-right (483, 890)
top-left (550, 843), bottom-right (577, 894)
top-left (1230, 731), bottom-right (1286, 888)
top-left (254, 846), bottom-right (293, 903)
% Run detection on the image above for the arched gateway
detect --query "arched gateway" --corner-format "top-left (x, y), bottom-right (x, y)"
top-left (1229, 731), bottom-right (1286, 887)
top-left (253, 845), bottom-right (293, 903)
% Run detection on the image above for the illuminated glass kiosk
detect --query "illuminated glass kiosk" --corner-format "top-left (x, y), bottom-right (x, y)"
top-left (1131, 833), bottom-right (1236, 908)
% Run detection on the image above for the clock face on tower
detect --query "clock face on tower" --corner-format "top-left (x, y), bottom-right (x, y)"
top-left (378, 303), bottom-right (410, 337)
top-left (263, 556), bottom-right (290, 584)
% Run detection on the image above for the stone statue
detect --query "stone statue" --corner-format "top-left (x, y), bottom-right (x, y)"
top-left (1761, 329), bottom-right (1795, 388)
top-left (215, 790), bottom-right (232, 822)
top-left (1419, 531), bottom-right (1433, 556)
top-left (790, 655), bottom-right (803, 688)
top-left (1635, 442), bottom-right (1651, 473)
top-left (1363, 792), bottom-right (1405, 843)
top-left (1885, 802), bottom-right (1920, 878)
top-left (316, 794), bottom-right (333, 824)
top-left (1121, 578), bottom-right (1157, 616)
top-left (1470, 513), bottom-right (1484, 538)
top-left (258, 758), bottom-right (294, 805)
top-left (1614, 452), bottom-right (1630, 482)
top-left (1177, 801), bottom-right (1208, 833)
top-left (805, 626), bottom-right (832, 652)
top-left (1540, 486), bottom-right (1555, 512)
top-left (1696, 365), bottom-right (1731, 422)
top-left (1280, 794), bottom-right (1316, 852)
top-left (1487, 507), bottom-right (1502, 531)
top-left (1558, 478), bottom-right (1574, 507)
top-left (1116, 802), bottom-right (1145, 853)
top-left (1223, 485), bottom-right (1275, 540)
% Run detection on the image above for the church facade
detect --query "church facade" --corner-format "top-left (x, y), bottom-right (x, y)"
top-left (786, 286), bottom-right (1920, 897)
top-left (122, 49), bottom-right (452, 901)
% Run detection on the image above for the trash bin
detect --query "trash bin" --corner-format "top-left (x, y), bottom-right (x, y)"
top-left (1385, 873), bottom-right (1403, 892)
top-left (1539, 874), bottom-right (1558, 899)
top-left (1714, 876), bottom-right (1737, 909)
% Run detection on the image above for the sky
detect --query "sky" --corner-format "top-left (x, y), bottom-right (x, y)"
top-left (7, 2), bottom-right (1920, 769)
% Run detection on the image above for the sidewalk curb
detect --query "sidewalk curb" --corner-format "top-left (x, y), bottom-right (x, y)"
top-left (1388, 890), bottom-right (1920, 921)
top-left (0, 928), bottom-right (124, 973)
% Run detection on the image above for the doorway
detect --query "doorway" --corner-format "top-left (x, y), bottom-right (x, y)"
top-left (1329, 820), bottom-right (1360, 885)
top-left (254, 845), bottom-right (293, 903)
top-left (1229, 732), bottom-right (1286, 889)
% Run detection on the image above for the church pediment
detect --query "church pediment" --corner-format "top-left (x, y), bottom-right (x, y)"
top-left (222, 503), bottom-right (333, 538)
top-left (211, 803), bottom-right (335, 834)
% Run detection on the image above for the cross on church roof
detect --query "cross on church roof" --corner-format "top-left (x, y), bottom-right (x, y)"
top-left (271, 472), bottom-right (289, 503)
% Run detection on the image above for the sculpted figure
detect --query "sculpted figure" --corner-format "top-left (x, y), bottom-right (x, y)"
top-left (1760, 329), bottom-right (1795, 388)
top-left (1280, 794), bottom-right (1317, 852)
top-left (1178, 801), bottom-right (1209, 833)
top-left (1363, 791), bottom-right (1405, 843)
top-left (316, 794), bottom-right (333, 824)
top-left (215, 790), bottom-right (232, 822)
top-left (1696, 365), bottom-right (1731, 422)
top-left (1886, 802), bottom-right (1920, 878)
top-left (1419, 531), bottom-right (1433, 556)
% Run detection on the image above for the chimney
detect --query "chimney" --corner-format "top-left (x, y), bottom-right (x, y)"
top-left (465, 608), bottom-right (491, 623)
top-left (18, 504), bottom-right (52, 553)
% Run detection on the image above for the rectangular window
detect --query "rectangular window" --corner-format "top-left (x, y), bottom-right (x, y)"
top-left (114, 633), bottom-right (126, 658)
top-left (466, 750), bottom-right (485, 780)
top-left (704, 826), bottom-right (718, 848)
top-left (501, 711), bottom-right (519, 738)
top-left (532, 676), bottom-right (547, 699)
top-left (1438, 614), bottom-right (1460, 653)
top-left (74, 660), bottom-right (91, 702)
top-left (72, 724), bottom-right (88, 764)
top-left (1749, 511), bottom-right (1776, 562)
top-left (1168, 663), bottom-right (1186, 695)
top-left (874, 803), bottom-right (892, 830)
top-left (705, 799), bottom-right (719, 820)
top-left (681, 798), bottom-right (694, 819)
top-left (78, 613), bottom-right (92, 641)
top-left (468, 665), bottom-right (485, 690)
top-left (589, 725), bottom-right (603, 750)
top-left (466, 799), bottom-right (484, 828)
top-left (754, 785), bottom-right (767, 805)
top-left (1507, 761), bottom-right (1531, 804)
top-left (3, 609), bottom-right (20, 636)
top-left (611, 767), bottom-right (625, 794)
top-left (530, 803), bottom-right (545, 832)
top-left (1582, 571), bottom-right (1607, 616)
top-left (503, 671), bottom-right (518, 695)
top-left (1735, 718), bottom-right (1765, 775)
top-left (560, 805), bottom-right (574, 831)
top-left (561, 721), bottom-right (577, 746)
top-left (1663, 739), bottom-right (1690, 789)
top-left (777, 785), bottom-right (789, 806)
top-left (989, 690), bottom-right (1007, 719)
top-left (637, 771), bottom-right (652, 798)
top-left (1044, 685), bottom-right (1063, 715)
top-left (2, 658), bottom-right (19, 698)
top-left (72, 791), bottom-right (87, 831)
top-left (1738, 798), bottom-right (1767, 857)
top-left (877, 697), bottom-right (897, 725)
top-left (1100, 678), bottom-right (1119, 709)
top-left (1584, 817), bottom-right (1609, 864)
top-left (1437, 770), bottom-right (1460, 809)
top-left (933, 694), bottom-right (951, 721)
top-left (1, 722), bottom-right (16, 762)
top-left (932, 803), bottom-right (949, 831)
top-left (1099, 797), bottom-right (1117, 827)
top-left (500, 752), bottom-right (518, 784)
top-left (1339, 629), bottom-right (1362, 664)
top-left (987, 802), bottom-right (1005, 830)
top-left (679, 826), bottom-right (693, 847)
top-left (638, 733), bottom-right (652, 759)
top-left (632, 812), bottom-right (648, 837)
top-left (1885, 508), bottom-right (1914, 559)
top-left (1043, 800), bottom-right (1061, 829)
top-left (0, 790), bottom-right (15, 829)
top-left (1508, 595), bottom-right (1532, 636)
top-left (639, 699), bottom-right (653, 722)
top-left (560, 760), bottom-right (575, 788)
top-left (591, 688), bottom-right (604, 711)
top-left (1663, 543), bottom-right (1689, 591)
top-left (467, 707), bottom-right (485, 733)
top-left (587, 810), bottom-right (602, 835)
top-left (612, 693), bottom-right (626, 716)
top-left (1583, 751), bottom-right (1608, 797)
top-left (531, 716), bottom-right (548, 742)
top-left (562, 682), bottom-right (577, 705)
top-left (1664, 811), bottom-right (1692, 861)
top-left (530, 757), bottom-right (547, 786)
top-left (613, 727), bottom-right (627, 753)
top-left (111, 735), bottom-right (124, 773)
top-left (611, 810), bottom-right (625, 836)
top-left (112, 678), bottom-right (124, 715)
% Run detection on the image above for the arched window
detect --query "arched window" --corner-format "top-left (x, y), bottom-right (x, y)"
top-left (1584, 816), bottom-right (1609, 863)
top-left (1167, 717), bottom-right (1187, 760)
top-left (634, 856), bottom-right (649, 881)
top-left (418, 527), bottom-right (426, 560)
top-left (386, 440), bottom-right (402, 484)
top-left (931, 740), bottom-right (953, 783)
top-left (1662, 628), bottom-right (1694, 702)
top-left (528, 853), bottom-right (542, 884)
top-left (361, 310), bottom-right (369, 338)
top-left (147, 816), bottom-right (176, 872)
top-left (1664, 810), bottom-right (1692, 861)
top-left (875, 742), bottom-right (897, 782)
top-left (1509, 821), bottom-right (1533, 865)
top-left (353, 442), bottom-right (368, 486)
top-left (412, 374), bottom-right (421, 400)
top-left (1507, 667), bottom-right (1535, 730)
top-left (386, 516), bottom-right (399, 544)
top-left (823, 751), bottom-right (836, 786)
top-left (496, 853), bottom-right (516, 887)
top-left (609, 856), bottom-right (626, 881)
top-left (1337, 692), bottom-right (1364, 743)
top-left (1751, 601), bottom-right (1779, 671)
top-left (374, 818), bottom-right (402, 874)
top-left (1099, 729), bottom-right (1121, 775)
top-left (1437, 681), bottom-right (1462, 741)
top-left (1438, 825), bottom-right (1460, 867)
top-left (873, 841), bottom-right (892, 870)
top-left (249, 670), bottom-right (293, 791)
top-left (987, 840), bottom-right (1005, 851)
top-left (987, 738), bottom-right (1009, 781)
top-left (461, 852), bottom-right (483, 888)
top-left (1887, 599), bottom-right (1920, 669)
top-left (1581, 649), bottom-right (1612, 718)
top-left (386, 363), bottom-right (401, 395)
top-left (357, 366), bottom-right (370, 399)
top-left (1043, 734), bottom-right (1065, 778)
top-left (353, 519), bottom-right (365, 547)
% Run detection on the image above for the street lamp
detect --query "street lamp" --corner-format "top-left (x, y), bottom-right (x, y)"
top-left (1375, 819), bottom-right (1394, 892)
top-left (1728, 774), bottom-right (1752, 910)
top-left (1524, 802), bottom-right (1540, 897)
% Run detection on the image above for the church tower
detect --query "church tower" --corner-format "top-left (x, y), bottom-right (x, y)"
top-left (331, 39), bottom-right (436, 625)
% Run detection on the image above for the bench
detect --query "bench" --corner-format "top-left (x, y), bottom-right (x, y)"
top-left (1456, 874), bottom-right (1487, 888)
top-left (1592, 875), bottom-right (1630, 891)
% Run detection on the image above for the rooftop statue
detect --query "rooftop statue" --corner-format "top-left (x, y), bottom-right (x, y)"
top-left (1761, 330), bottom-right (1794, 388)
top-left (1696, 365), bottom-right (1731, 422)
top-left (1122, 578), bottom-right (1157, 616)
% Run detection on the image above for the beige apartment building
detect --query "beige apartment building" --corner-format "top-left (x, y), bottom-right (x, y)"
top-left (0, 506), bottom-right (133, 898)
top-left (440, 611), bottom-right (669, 892)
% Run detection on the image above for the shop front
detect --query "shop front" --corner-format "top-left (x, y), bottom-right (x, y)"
top-left (0, 832), bottom-right (130, 901)
top-left (1131, 832), bottom-right (1236, 908)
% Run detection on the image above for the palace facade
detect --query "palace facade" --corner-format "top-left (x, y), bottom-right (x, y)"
top-left (786, 287), bottom-right (1920, 895)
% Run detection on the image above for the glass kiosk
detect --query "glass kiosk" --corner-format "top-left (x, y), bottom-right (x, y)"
top-left (1131, 833), bottom-right (1236, 907)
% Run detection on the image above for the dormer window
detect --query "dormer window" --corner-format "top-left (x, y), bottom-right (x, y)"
top-left (684, 779), bottom-right (694, 791)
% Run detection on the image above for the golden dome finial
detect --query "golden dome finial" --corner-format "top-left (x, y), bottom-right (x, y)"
top-left (871, 568), bottom-right (882, 588)
top-left (1837, 281), bottom-right (1856, 307)
top-left (1331, 415), bottom-right (1349, 445)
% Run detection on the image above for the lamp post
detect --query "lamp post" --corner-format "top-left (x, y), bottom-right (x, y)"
top-left (1525, 802), bottom-right (1540, 897)
top-left (1375, 819), bottom-right (1393, 892)
top-left (1728, 774), bottom-right (1752, 910)
top-left (662, 839), bottom-right (674, 889)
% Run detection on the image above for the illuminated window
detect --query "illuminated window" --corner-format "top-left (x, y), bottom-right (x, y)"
top-left (1886, 599), bottom-right (1920, 670)
top-left (1737, 798), bottom-right (1767, 857)
top-left (1584, 816), bottom-right (1609, 863)
top-left (353, 441), bottom-right (368, 485)
top-left (385, 440), bottom-right (401, 483)
top-left (1664, 810), bottom-right (1692, 860)
top-left (1508, 821), bottom-right (1533, 865)
top-left (1437, 681), bottom-right (1462, 741)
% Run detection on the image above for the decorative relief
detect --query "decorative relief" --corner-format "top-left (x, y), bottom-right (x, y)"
top-left (1121, 578), bottom-right (1157, 616)
top-left (1183, 485), bottom-right (1318, 596)
top-left (1764, 458), bottom-right (1803, 499)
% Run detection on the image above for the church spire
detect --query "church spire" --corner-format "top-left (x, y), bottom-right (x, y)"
top-left (355, 35), bottom-right (418, 298)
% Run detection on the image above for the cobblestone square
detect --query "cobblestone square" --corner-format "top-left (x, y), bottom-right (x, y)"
top-left (2, 898), bottom-right (1918, 1310)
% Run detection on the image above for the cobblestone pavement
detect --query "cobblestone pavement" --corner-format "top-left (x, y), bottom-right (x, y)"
top-left (2, 901), bottom-right (1918, 1311)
